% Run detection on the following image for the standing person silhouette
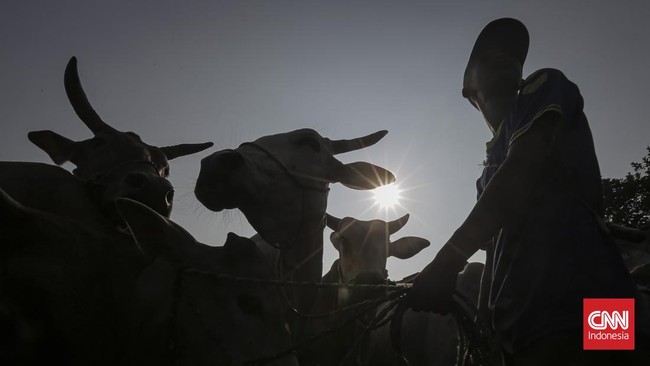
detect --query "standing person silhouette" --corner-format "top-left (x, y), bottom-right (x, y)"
top-left (408, 18), bottom-right (649, 365)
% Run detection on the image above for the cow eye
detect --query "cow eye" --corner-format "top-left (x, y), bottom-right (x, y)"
top-left (297, 136), bottom-right (321, 153)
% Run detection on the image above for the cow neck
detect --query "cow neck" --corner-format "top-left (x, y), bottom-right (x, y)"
top-left (265, 186), bottom-right (327, 250)
top-left (276, 220), bottom-right (325, 317)
top-left (278, 225), bottom-right (325, 279)
top-left (266, 205), bottom-right (325, 319)
top-left (240, 141), bottom-right (330, 315)
top-left (156, 267), bottom-right (233, 365)
top-left (178, 270), bottom-right (234, 364)
top-left (272, 204), bottom-right (325, 280)
top-left (334, 261), bottom-right (389, 309)
top-left (255, 158), bottom-right (327, 284)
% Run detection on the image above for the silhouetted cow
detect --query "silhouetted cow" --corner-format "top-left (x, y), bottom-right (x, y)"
top-left (302, 213), bottom-right (429, 366)
top-left (304, 213), bottom-right (485, 366)
top-left (0, 57), bottom-right (212, 229)
top-left (399, 263), bottom-right (485, 366)
top-left (194, 128), bottom-right (395, 314)
top-left (0, 189), bottom-right (133, 365)
top-left (0, 190), bottom-right (298, 366)
top-left (117, 198), bottom-right (298, 366)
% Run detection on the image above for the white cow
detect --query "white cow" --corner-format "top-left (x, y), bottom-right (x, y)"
top-left (194, 128), bottom-right (395, 317)
top-left (301, 213), bottom-right (488, 366)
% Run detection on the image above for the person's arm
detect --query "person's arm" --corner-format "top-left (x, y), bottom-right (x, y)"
top-left (446, 111), bottom-right (561, 259)
top-left (408, 111), bottom-right (561, 313)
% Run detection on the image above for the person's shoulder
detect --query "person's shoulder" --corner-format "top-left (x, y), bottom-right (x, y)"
top-left (521, 68), bottom-right (569, 96)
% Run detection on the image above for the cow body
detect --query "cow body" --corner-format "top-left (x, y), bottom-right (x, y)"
top-left (399, 262), bottom-right (485, 366)
top-left (302, 214), bottom-right (428, 366)
top-left (0, 190), bottom-right (137, 365)
top-left (304, 213), bottom-right (490, 366)
top-left (117, 199), bottom-right (298, 366)
top-left (0, 162), bottom-right (112, 232)
top-left (0, 191), bottom-right (298, 365)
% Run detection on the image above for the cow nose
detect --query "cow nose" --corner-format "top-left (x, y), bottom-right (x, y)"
top-left (120, 174), bottom-right (174, 217)
top-left (157, 179), bottom-right (175, 216)
top-left (165, 189), bottom-right (175, 207)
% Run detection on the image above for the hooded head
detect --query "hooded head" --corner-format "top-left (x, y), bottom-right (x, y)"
top-left (462, 18), bottom-right (529, 131)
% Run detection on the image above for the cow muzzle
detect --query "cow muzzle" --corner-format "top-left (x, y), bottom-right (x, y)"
top-left (195, 149), bottom-right (245, 211)
top-left (120, 173), bottom-right (174, 218)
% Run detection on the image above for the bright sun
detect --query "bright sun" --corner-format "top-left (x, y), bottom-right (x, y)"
top-left (372, 183), bottom-right (402, 209)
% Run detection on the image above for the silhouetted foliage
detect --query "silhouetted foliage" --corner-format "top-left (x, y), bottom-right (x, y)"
top-left (602, 146), bottom-right (650, 229)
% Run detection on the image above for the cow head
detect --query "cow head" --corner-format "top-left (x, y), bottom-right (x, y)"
top-left (28, 57), bottom-right (213, 224)
top-left (195, 128), bottom-right (395, 246)
top-left (326, 213), bottom-right (430, 285)
top-left (116, 198), bottom-right (298, 366)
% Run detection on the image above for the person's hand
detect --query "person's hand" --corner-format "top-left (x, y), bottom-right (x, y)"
top-left (407, 243), bottom-right (468, 314)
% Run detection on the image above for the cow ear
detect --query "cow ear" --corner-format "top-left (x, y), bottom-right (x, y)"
top-left (333, 162), bottom-right (396, 190)
top-left (326, 213), bottom-right (342, 231)
top-left (28, 130), bottom-right (79, 165)
top-left (388, 237), bottom-right (430, 259)
top-left (115, 198), bottom-right (187, 262)
top-left (223, 232), bottom-right (260, 260)
top-left (329, 232), bottom-right (342, 251)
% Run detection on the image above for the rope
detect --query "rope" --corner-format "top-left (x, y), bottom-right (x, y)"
top-left (182, 270), bottom-right (412, 290)
top-left (184, 270), bottom-right (496, 365)
top-left (450, 292), bottom-right (495, 366)
top-left (338, 295), bottom-right (406, 366)
top-left (243, 290), bottom-right (406, 366)
top-left (182, 270), bottom-right (409, 321)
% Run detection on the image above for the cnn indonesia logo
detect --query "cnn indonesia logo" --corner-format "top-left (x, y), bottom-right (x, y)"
top-left (583, 298), bottom-right (635, 350)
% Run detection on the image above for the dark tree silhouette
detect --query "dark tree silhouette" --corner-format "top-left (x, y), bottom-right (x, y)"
top-left (602, 146), bottom-right (650, 229)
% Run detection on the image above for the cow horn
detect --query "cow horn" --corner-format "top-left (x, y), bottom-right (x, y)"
top-left (326, 213), bottom-right (342, 231)
top-left (64, 57), bottom-right (115, 135)
top-left (387, 213), bottom-right (410, 235)
top-left (160, 142), bottom-right (214, 160)
top-left (328, 130), bottom-right (388, 155)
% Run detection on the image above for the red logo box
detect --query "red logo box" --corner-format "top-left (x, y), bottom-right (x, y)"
top-left (583, 298), bottom-right (635, 350)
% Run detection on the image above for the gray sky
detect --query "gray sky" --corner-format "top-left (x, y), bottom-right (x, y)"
top-left (3, 0), bottom-right (650, 280)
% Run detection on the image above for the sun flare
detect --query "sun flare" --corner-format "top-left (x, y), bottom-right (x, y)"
top-left (372, 183), bottom-right (402, 209)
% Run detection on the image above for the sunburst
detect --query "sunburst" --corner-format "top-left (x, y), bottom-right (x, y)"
top-left (372, 183), bottom-right (402, 209)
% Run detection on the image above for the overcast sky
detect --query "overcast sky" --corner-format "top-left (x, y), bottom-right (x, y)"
top-left (3, 1), bottom-right (650, 280)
